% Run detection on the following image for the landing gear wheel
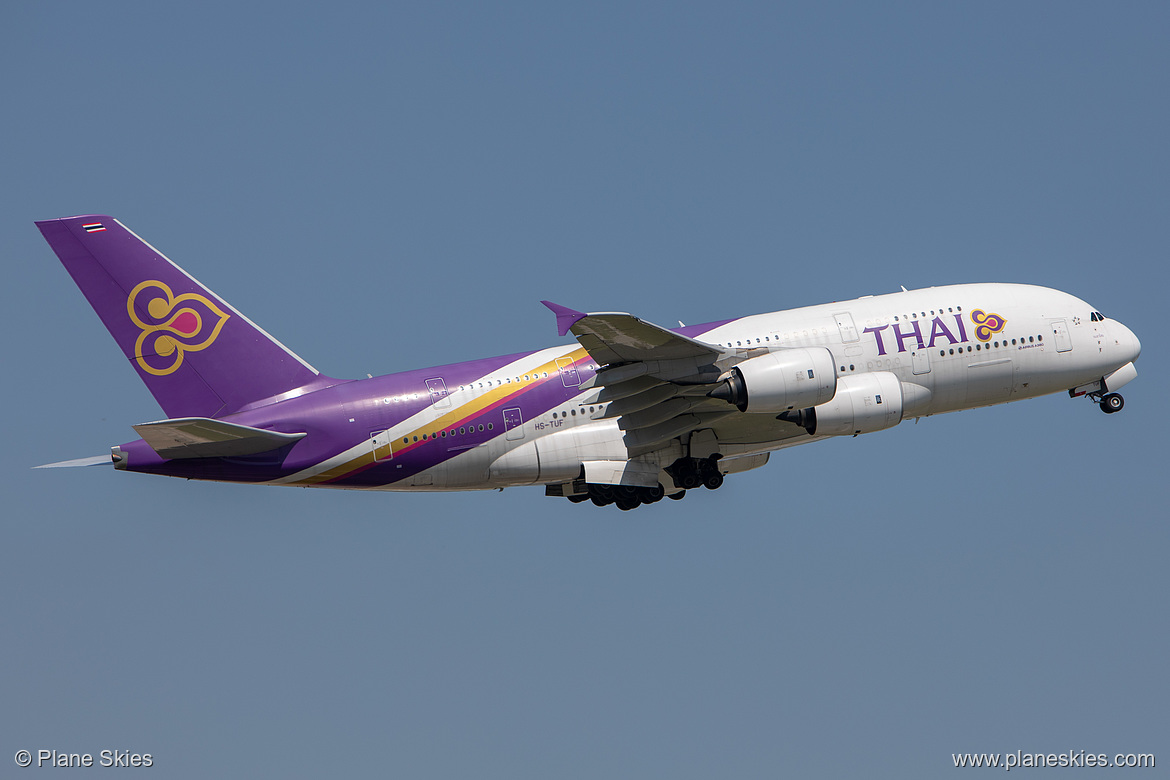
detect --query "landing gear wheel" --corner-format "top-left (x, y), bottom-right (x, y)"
top-left (680, 474), bottom-right (701, 489)
top-left (703, 472), bottom-right (724, 490)
top-left (667, 491), bottom-right (686, 500)
top-left (1100, 393), bottom-right (1124, 414)
top-left (588, 485), bottom-right (615, 506)
top-left (567, 494), bottom-right (589, 504)
top-left (637, 485), bottom-right (665, 504)
top-left (616, 498), bottom-right (639, 511)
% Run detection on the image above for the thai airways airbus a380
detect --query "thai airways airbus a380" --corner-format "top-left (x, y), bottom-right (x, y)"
top-left (36, 215), bottom-right (1141, 510)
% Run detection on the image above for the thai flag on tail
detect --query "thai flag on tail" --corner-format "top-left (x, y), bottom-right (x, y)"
top-left (82, 222), bottom-right (106, 233)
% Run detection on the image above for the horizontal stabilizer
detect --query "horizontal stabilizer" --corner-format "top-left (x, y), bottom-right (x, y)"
top-left (34, 455), bottom-right (110, 469)
top-left (132, 417), bottom-right (306, 459)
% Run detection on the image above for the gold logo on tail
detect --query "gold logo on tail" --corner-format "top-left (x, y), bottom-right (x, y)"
top-left (127, 281), bottom-right (230, 376)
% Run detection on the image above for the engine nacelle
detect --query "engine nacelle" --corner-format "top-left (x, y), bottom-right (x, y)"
top-left (708, 347), bottom-right (837, 413)
top-left (779, 371), bottom-right (905, 437)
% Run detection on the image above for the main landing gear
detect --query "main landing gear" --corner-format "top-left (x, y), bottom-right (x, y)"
top-left (584, 483), bottom-right (667, 511)
top-left (666, 456), bottom-right (725, 491)
top-left (564, 456), bottom-right (729, 511)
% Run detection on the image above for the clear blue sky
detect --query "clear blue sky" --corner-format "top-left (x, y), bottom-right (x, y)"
top-left (3, 3), bottom-right (1166, 777)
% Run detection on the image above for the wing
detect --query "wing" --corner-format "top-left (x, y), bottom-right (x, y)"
top-left (542, 302), bottom-right (736, 456)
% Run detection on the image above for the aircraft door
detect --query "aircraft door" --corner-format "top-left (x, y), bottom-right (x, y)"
top-left (834, 312), bottom-right (860, 342)
top-left (556, 356), bottom-right (581, 387)
top-left (910, 345), bottom-right (931, 375)
top-left (425, 377), bottom-right (451, 408)
top-left (502, 407), bottom-right (525, 440)
top-left (1050, 320), bottom-right (1073, 352)
top-left (369, 430), bottom-right (393, 462)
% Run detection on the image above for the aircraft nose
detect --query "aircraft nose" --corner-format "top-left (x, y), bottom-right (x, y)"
top-left (1115, 321), bottom-right (1141, 364)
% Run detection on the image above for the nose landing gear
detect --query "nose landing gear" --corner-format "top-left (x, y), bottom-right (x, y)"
top-left (1072, 381), bottom-right (1128, 415)
top-left (1099, 392), bottom-right (1124, 414)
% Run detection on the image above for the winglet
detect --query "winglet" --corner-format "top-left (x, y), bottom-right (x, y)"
top-left (541, 301), bottom-right (588, 337)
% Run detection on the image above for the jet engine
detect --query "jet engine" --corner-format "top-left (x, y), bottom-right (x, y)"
top-left (778, 370), bottom-right (905, 437)
top-left (708, 347), bottom-right (837, 413)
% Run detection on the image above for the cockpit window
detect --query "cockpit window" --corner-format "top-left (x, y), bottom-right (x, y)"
top-left (1090, 311), bottom-right (1107, 322)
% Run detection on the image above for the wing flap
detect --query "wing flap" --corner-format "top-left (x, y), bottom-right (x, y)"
top-left (132, 417), bottom-right (306, 459)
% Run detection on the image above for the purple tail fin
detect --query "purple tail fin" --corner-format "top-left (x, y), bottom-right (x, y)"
top-left (37, 215), bottom-right (333, 418)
